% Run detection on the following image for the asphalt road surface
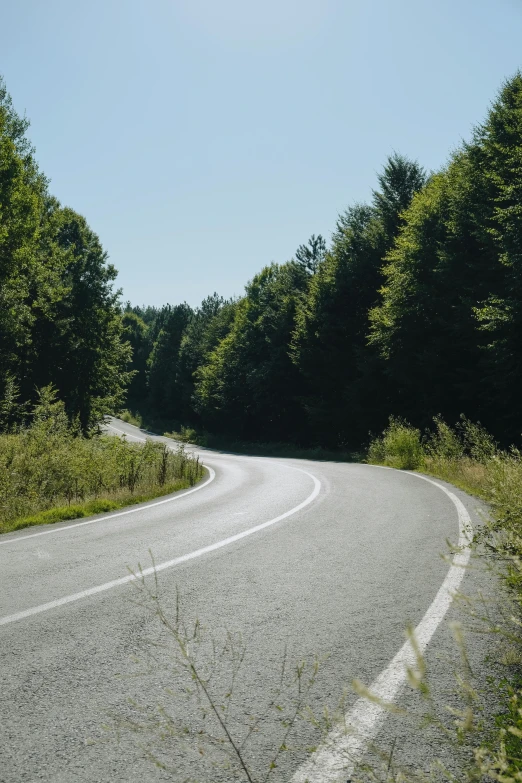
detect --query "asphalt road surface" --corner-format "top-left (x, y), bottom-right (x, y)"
top-left (0, 418), bottom-right (496, 782)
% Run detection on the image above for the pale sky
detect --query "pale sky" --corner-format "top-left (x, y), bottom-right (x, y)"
top-left (2, 0), bottom-right (522, 307)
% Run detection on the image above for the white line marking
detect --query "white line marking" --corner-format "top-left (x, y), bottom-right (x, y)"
top-left (0, 426), bottom-right (213, 546)
top-left (0, 469), bottom-right (321, 627)
top-left (292, 469), bottom-right (473, 783)
top-left (105, 423), bottom-right (149, 441)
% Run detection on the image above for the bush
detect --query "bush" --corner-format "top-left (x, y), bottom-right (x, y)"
top-left (119, 409), bottom-right (143, 427)
top-left (426, 415), bottom-right (464, 461)
top-left (367, 416), bottom-right (425, 470)
top-left (457, 415), bottom-right (498, 463)
top-left (164, 425), bottom-right (199, 444)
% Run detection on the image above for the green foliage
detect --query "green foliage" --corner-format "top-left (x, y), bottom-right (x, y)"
top-left (291, 154), bottom-right (426, 447)
top-left (370, 73), bottom-right (522, 441)
top-left (0, 98), bottom-right (46, 400)
top-left (10, 482), bottom-right (201, 533)
top-left (194, 262), bottom-right (309, 440)
top-left (291, 203), bottom-right (385, 446)
top-left (5, 63), bottom-right (522, 783)
top-left (470, 77), bottom-right (522, 440)
top-left (367, 416), bottom-right (424, 470)
top-left (0, 388), bottom-right (203, 533)
top-left (457, 415), bottom-right (499, 462)
top-left (119, 409), bottom-right (144, 427)
top-left (425, 415), bottom-right (464, 461)
top-left (164, 425), bottom-right (198, 443)
top-left (372, 151), bottom-right (428, 241)
top-left (294, 233), bottom-right (326, 274)
top-left (368, 414), bottom-right (506, 489)
top-left (146, 303), bottom-right (193, 420)
top-left (176, 294), bottom-right (238, 424)
top-left (0, 375), bottom-right (25, 431)
top-left (365, 413), bottom-right (522, 780)
top-left (122, 312), bottom-right (150, 406)
top-left (0, 76), bottom-right (131, 431)
top-left (28, 205), bottom-right (133, 429)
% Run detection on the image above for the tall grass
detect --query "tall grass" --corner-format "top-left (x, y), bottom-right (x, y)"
top-left (0, 388), bottom-right (204, 534)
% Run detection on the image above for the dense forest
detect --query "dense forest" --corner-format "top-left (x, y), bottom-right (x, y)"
top-left (2, 73), bottom-right (522, 448)
top-left (123, 73), bottom-right (522, 449)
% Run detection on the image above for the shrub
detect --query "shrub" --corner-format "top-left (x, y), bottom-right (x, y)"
top-left (163, 426), bottom-right (199, 444)
top-left (457, 415), bottom-right (498, 463)
top-left (426, 415), bottom-right (464, 461)
top-left (367, 416), bottom-right (425, 470)
top-left (119, 409), bottom-right (143, 428)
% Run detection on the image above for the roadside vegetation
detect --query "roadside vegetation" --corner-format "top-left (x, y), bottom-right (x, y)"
top-left (0, 387), bottom-right (204, 535)
top-left (118, 579), bottom-right (327, 783)
top-left (118, 409), bottom-right (144, 428)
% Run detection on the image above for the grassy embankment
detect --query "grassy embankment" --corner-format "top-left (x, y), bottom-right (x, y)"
top-left (367, 415), bottom-right (522, 777)
top-left (0, 396), bottom-right (204, 535)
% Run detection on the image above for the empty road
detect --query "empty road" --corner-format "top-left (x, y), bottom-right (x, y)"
top-left (0, 418), bottom-right (490, 782)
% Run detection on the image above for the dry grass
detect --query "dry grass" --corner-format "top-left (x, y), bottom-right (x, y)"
top-left (423, 455), bottom-right (490, 496)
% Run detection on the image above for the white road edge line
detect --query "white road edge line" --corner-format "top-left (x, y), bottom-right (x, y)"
top-left (291, 468), bottom-right (473, 783)
top-left (0, 425), bottom-right (214, 546)
top-left (105, 423), bottom-right (149, 441)
top-left (0, 469), bottom-right (321, 627)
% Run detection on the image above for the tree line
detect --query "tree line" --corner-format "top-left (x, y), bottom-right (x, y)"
top-left (2, 73), bottom-right (522, 448)
top-left (0, 77), bottom-right (131, 431)
top-left (125, 74), bottom-right (522, 448)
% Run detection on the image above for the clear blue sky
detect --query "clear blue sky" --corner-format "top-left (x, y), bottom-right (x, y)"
top-left (3, 0), bottom-right (522, 307)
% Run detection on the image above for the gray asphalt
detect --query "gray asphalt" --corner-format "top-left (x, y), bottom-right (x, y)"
top-left (0, 418), bottom-right (498, 782)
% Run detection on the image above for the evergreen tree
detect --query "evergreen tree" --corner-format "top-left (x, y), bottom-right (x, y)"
top-left (295, 234), bottom-right (326, 274)
top-left (369, 74), bottom-right (522, 440)
top-left (147, 303), bottom-right (193, 421)
top-left (292, 155), bottom-right (427, 446)
top-left (176, 294), bottom-right (237, 423)
top-left (471, 73), bottom-right (522, 438)
top-left (194, 263), bottom-right (309, 440)
top-left (372, 152), bottom-right (427, 242)
top-left (122, 311), bottom-right (150, 407)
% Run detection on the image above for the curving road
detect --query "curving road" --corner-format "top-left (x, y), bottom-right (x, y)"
top-left (0, 418), bottom-right (488, 782)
